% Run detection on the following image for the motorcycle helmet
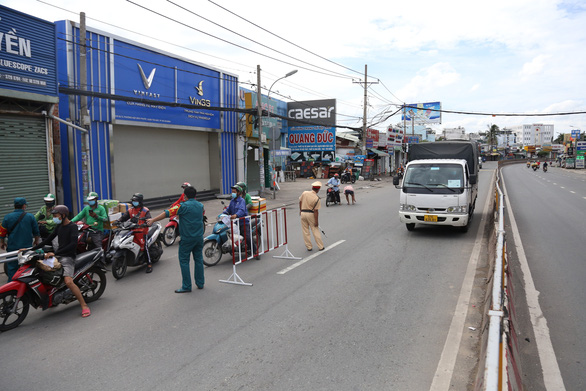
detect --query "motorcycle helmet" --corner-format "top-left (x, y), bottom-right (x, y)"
top-left (43, 193), bottom-right (56, 207)
top-left (87, 191), bottom-right (99, 201)
top-left (236, 181), bottom-right (247, 193)
top-left (231, 185), bottom-right (243, 194)
top-left (181, 182), bottom-right (191, 189)
top-left (51, 205), bottom-right (69, 216)
top-left (334, 173), bottom-right (339, 178)
top-left (131, 193), bottom-right (144, 207)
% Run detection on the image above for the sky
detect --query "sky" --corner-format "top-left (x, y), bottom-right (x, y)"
top-left (3, 0), bottom-right (586, 138)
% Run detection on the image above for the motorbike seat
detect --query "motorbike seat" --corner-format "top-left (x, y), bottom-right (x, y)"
top-left (74, 248), bottom-right (101, 271)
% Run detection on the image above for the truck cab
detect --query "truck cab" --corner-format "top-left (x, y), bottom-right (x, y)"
top-left (394, 158), bottom-right (477, 232)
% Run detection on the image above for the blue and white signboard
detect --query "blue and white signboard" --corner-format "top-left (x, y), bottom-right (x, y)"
top-left (0, 5), bottom-right (57, 98)
top-left (113, 40), bottom-right (221, 129)
top-left (571, 130), bottom-right (581, 140)
top-left (577, 141), bottom-right (586, 151)
top-left (402, 102), bottom-right (441, 124)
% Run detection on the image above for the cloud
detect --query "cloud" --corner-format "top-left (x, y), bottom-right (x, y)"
top-left (519, 55), bottom-right (550, 79)
top-left (398, 63), bottom-right (460, 100)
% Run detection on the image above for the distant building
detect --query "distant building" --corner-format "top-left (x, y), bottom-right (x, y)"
top-left (523, 124), bottom-right (554, 146)
top-left (443, 126), bottom-right (467, 140)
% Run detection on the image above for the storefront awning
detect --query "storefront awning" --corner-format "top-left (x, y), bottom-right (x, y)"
top-left (368, 148), bottom-right (390, 157)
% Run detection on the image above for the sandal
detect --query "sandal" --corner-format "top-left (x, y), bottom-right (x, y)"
top-left (146, 265), bottom-right (153, 273)
top-left (82, 307), bottom-right (91, 318)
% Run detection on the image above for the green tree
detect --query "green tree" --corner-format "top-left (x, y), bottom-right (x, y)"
top-left (486, 124), bottom-right (499, 150)
top-left (553, 133), bottom-right (564, 144)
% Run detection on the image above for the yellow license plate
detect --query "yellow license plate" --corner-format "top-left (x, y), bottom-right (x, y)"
top-left (424, 215), bottom-right (438, 222)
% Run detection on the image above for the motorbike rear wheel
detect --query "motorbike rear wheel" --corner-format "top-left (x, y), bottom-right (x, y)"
top-left (162, 226), bottom-right (177, 247)
top-left (111, 255), bottom-right (127, 280)
top-left (149, 241), bottom-right (163, 264)
top-left (0, 290), bottom-right (30, 331)
top-left (202, 240), bottom-right (222, 267)
top-left (79, 268), bottom-right (107, 303)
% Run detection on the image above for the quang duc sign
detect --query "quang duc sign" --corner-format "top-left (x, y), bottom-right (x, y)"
top-left (0, 5), bottom-right (57, 98)
top-left (287, 126), bottom-right (335, 152)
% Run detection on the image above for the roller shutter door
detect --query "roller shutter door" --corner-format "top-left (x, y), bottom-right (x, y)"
top-left (0, 116), bottom-right (50, 218)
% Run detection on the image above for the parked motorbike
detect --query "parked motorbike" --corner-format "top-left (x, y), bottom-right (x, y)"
top-left (202, 209), bottom-right (262, 267)
top-left (0, 248), bottom-right (107, 331)
top-left (76, 221), bottom-right (111, 254)
top-left (325, 185), bottom-right (340, 207)
top-left (340, 171), bottom-right (356, 184)
top-left (107, 219), bottom-right (163, 279)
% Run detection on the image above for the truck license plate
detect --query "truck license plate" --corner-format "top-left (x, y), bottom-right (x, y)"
top-left (424, 215), bottom-right (438, 222)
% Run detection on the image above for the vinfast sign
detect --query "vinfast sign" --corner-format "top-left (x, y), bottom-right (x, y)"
top-left (113, 40), bottom-right (221, 129)
top-left (287, 99), bottom-right (336, 161)
top-left (0, 5), bottom-right (57, 98)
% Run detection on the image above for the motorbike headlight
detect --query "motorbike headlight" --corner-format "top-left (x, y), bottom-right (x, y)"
top-left (400, 204), bottom-right (416, 212)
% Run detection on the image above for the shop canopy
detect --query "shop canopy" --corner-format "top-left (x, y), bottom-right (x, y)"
top-left (368, 148), bottom-right (390, 157)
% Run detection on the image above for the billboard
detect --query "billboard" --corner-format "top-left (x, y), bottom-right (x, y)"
top-left (113, 40), bottom-right (221, 129)
top-left (402, 102), bottom-right (441, 124)
top-left (0, 5), bottom-right (57, 98)
top-left (287, 99), bottom-right (336, 161)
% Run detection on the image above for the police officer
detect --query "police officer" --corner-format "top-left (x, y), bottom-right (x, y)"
top-left (0, 198), bottom-right (41, 281)
top-left (298, 182), bottom-right (324, 251)
top-left (148, 186), bottom-right (205, 292)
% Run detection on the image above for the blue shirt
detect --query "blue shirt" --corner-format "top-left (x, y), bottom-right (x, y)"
top-left (0, 209), bottom-right (40, 251)
top-left (327, 177), bottom-right (340, 191)
top-left (224, 197), bottom-right (247, 219)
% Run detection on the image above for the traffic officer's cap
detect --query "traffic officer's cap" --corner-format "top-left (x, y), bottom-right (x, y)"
top-left (311, 181), bottom-right (322, 188)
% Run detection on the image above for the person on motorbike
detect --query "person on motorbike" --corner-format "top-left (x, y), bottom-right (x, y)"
top-left (29, 205), bottom-right (91, 318)
top-left (71, 192), bottom-right (108, 250)
top-left (170, 182), bottom-right (191, 208)
top-left (236, 181), bottom-right (253, 212)
top-left (327, 174), bottom-right (341, 203)
top-left (224, 185), bottom-right (258, 256)
top-left (35, 194), bottom-right (58, 239)
top-left (543, 161), bottom-right (548, 171)
top-left (117, 193), bottom-right (153, 273)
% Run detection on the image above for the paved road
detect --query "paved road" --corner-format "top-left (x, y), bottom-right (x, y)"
top-left (501, 164), bottom-right (586, 391)
top-left (0, 166), bottom-right (497, 390)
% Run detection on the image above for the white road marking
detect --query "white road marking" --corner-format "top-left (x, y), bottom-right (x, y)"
top-left (430, 170), bottom-right (494, 390)
top-left (502, 174), bottom-right (566, 390)
top-left (570, 191), bottom-right (576, 194)
top-left (277, 240), bottom-right (345, 275)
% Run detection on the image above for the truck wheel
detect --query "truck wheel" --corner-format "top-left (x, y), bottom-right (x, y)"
top-left (406, 223), bottom-right (415, 231)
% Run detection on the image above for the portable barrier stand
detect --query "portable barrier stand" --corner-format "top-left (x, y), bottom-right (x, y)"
top-left (219, 208), bottom-right (300, 286)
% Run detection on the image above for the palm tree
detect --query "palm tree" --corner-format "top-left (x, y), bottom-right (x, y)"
top-left (486, 124), bottom-right (499, 152)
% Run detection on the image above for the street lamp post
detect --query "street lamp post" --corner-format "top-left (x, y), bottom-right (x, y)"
top-left (268, 69), bottom-right (297, 199)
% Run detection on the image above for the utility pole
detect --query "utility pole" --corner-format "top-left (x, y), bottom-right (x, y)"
top-left (353, 65), bottom-right (378, 156)
top-left (257, 65), bottom-right (264, 193)
top-left (79, 13), bottom-right (92, 197)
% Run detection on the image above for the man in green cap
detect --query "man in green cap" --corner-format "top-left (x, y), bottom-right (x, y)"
top-left (35, 193), bottom-right (58, 239)
top-left (71, 192), bottom-right (108, 250)
top-left (0, 198), bottom-right (40, 281)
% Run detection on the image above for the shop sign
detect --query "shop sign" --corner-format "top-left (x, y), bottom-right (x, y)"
top-left (113, 40), bottom-right (221, 129)
top-left (0, 5), bottom-right (57, 97)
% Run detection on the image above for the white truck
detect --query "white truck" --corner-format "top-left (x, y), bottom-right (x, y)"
top-left (393, 141), bottom-right (479, 232)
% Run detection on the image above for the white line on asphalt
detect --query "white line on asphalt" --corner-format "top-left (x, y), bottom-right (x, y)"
top-left (430, 169), bottom-right (494, 391)
top-left (277, 240), bottom-right (345, 275)
top-left (502, 175), bottom-right (566, 390)
top-left (570, 191), bottom-right (576, 194)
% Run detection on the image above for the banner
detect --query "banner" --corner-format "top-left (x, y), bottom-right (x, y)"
top-left (402, 102), bottom-right (441, 124)
top-left (287, 99), bottom-right (336, 162)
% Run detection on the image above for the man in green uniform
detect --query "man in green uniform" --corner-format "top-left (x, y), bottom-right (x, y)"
top-left (35, 193), bottom-right (58, 239)
top-left (0, 198), bottom-right (40, 281)
top-left (71, 192), bottom-right (108, 250)
top-left (148, 186), bottom-right (205, 293)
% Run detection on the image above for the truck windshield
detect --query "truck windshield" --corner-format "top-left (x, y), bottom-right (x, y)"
top-left (404, 164), bottom-right (464, 193)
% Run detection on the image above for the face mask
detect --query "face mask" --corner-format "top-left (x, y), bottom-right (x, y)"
top-left (231, 193), bottom-right (237, 199)
top-left (88, 200), bottom-right (96, 206)
top-left (52, 217), bottom-right (62, 224)
top-left (132, 201), bottom-right (139, 207)
top-left (45, 202), bottom-right (55, 208)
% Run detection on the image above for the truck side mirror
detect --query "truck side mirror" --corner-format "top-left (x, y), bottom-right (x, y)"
top-left (469, 174), bottom-right (477, 185)
top-left (393, 176), bottom-right (400, 186)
